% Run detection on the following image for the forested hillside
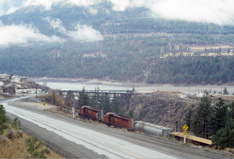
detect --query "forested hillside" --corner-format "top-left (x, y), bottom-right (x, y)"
top-left (0, 1), bottom-right (234, 84)
top-left (0, 39), bottom-right (233, 84)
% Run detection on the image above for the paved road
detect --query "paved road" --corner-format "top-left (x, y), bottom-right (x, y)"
top-left (2, 97), bottom-right (179, 159)
top-left (1, 97), bottom-right (233, 159)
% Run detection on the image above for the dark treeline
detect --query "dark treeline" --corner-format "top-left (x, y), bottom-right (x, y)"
top-left (0, 36), bottom-right (234, 84)
top-left (147, 56), bottom-right (234, 84)
top-left (186, 97), bottom-right (234, 149)
top-left (49, 88), bottom-right (134, 118)
top-left (1, 0), bottom-right (234, 85)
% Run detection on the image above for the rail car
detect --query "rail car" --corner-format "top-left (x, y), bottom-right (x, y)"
top-left (79, 106), bottom-right (103, 121)
top-left (103, 112), bottom-right (134, 131)
top-left (134, 121), bottom-right (173, 136)
top-left (78, 106), bottom-right (134, 130)
top-left (171, 132), bottom-right (212, 147)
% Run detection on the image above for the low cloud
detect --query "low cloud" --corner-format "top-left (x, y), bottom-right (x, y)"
top-left (108, 0), bottom-right (234, 25)
top-left (44, 17), bottom-right (103, 42)
top-left (23, 0), bottom-right (62, 10)
top-left (149, 0), bottom-right (234, 25)
top-left (43, 17), bottom-right (66, 33)
top-left (0, 0), bottom-right (17, 15)
top-left (64, 0), bottom-right (100, 7)
top-left (23, 0), bottom-right (99, 10)
top-left (109, 0), bottom-right (234, 25)
top-left (2, 0), bottom-right (234, 25)
top-left (67, 25), bottom-right (104, 42)
top-left (0, 22), bottom-right (61, 46)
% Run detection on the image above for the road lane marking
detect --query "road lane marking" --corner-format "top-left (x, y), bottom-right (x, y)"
top-left (5, 105), bottom-right (176, 159)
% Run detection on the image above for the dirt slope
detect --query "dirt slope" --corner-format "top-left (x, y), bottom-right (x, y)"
top-left (124, 91), bottom-right (197, 130)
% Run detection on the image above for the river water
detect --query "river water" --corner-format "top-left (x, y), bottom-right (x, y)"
top-left (30, 78), bottom-right (234, 95)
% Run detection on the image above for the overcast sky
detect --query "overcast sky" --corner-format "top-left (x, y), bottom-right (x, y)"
top-left (0, 0), bottom-right (234, 46)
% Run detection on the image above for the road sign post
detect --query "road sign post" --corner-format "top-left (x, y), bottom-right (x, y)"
top-left (72, 107), bottom-right (75, 119)
top-left (183, 130), bottom-right (187, 143)
top-left (42, 103), bottom-right (46, 111)
top-left (182, 124), bottom-right (189, 144)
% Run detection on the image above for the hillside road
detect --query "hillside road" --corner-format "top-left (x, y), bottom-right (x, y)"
top-left (1, 96), bottom-right (233, 159)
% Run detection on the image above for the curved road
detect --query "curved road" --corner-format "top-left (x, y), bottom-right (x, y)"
top-left (2, 97), bottom-right (178, 159)
top-left (1, 96), bottom-right (232, 159)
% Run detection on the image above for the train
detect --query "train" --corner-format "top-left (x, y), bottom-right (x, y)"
top-left (59, 105), bottom-right (173, 136)
top-left (79, 105), bottom-right (134, 131)
top-left (75, 105), bottom-right (213, 146)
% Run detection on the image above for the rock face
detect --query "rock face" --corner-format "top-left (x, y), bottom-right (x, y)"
top-left (6, 130), bottom-right (23, 140)
top-left (7, 130), bottom-right (15, 140)
top-left (0, 135), bottom-right (8, 144)
top-left (123, 91), bottom-right (197, 131)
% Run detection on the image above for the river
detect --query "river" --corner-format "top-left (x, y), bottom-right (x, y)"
top-left (30, 78), bottom-right (234, 95)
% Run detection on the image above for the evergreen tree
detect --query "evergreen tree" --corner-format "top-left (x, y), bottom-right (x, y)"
top-left (66, 90), bottom-right (74, 101)
top-left (212, 119), bottom-right (234, 149)
top-left (25, 136), bottom-right (50, 158)
top-left (98, 93), bottom-right (111, 113)
top-left (127, 109), bottom-right (137, 119)
top-left (228, 102), bottom-right (234, 119)
top-left (223, 87), bottom-right (229, 95)
top-left (191, 96), bottom-right (212, 138)
top-left (51, 90), bottom-right (57, 105)
top-left (58, 91), bottom-right (63, 97)
top-left (211, 98), bottom-right (228, 135)
top-left (111, 93), bottom-right (120, 114)
top-left (92, 87), bottom-right (100, 107)
top-left (79, 87), bottom-right (89, 106)
top-left (103, 94), bottom-right (111, 113)
top-left (185, 109), bottom-right (193, 131)
top-left (0, 105), bottom-right (8, 135)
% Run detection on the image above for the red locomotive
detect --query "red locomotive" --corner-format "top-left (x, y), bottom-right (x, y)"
top-left (103, 112), bottom-right (134, 131)
top-left (78, 106), bottom-right (134, 130)
top-left (79, 106), bottom-right (103, 121)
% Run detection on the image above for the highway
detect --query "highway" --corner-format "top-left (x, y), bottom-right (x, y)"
top-left (1, 96), bottom-right (231, 159)
top-left (1, 97), bottom-right (179, 159)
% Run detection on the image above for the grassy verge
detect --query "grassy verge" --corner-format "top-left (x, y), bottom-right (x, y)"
top-left (0, 120), bottom-right (63, 158)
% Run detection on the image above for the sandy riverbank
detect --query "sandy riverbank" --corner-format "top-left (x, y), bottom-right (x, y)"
top-left (31, 77), bottom-right (234, 94)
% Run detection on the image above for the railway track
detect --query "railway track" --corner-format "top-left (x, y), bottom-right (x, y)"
top-left (3, 97), bottom-right (233, 159)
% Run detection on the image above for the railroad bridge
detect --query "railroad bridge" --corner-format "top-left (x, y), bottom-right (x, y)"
top-left (58, 90), bottom-right (136, 99)
top-left (58, 90), bottom-right (159, 98)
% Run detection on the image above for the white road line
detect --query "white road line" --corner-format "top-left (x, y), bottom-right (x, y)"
top-left (3, 100), bottom-right (179, 159)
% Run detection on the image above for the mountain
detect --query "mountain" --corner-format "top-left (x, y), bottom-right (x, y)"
top-left (0, 0), bottom-right (234, 84)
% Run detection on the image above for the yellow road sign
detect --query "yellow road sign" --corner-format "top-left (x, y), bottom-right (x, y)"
top-left (42, 103), bottom-right (46, 106)
top-left (183, 124), bottom-right (188, 131)
top-left (183, 130), bottom-right (187, 135)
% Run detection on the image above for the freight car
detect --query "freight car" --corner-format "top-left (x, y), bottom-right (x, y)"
top-left (103, 112), bottom-right (134, 131)
top-left (171, 132), bottom-right (212, 146)
top-left (78, 106), bottom-right (134, 130)
top-left (134, 121), bottom-right (173, 137)
top-left (79, 106), bottom-right (103, 121)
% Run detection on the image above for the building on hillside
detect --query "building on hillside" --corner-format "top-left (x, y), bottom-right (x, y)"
top-left (0, 82), bottom-right (3, 92)
top-left (0, 74), bottom-right (11, 81)
top-left (11, 76), bottom-right (21, 83)
top-left (196, 91), bottom-right (206, 97)
top-left (3, 84), bottom-right (16, 94)
top-left (20, 77), bottom-right (27, 82)
top-left (11, 75), bottom-right (27, 83)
